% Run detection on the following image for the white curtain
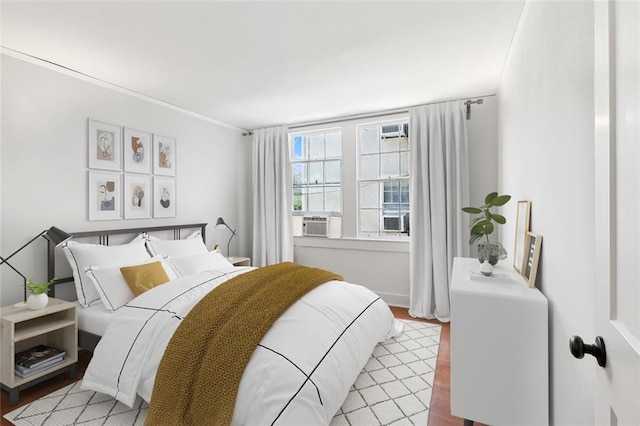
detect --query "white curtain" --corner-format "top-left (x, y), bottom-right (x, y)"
top-left (252, 126), bottom-right (293, 267)
top-left (409, 101), bottom-right (470, 322)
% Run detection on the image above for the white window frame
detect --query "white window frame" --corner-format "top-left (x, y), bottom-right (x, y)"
top-left (290, 128), bottom-right (342, 215)
top-left (357, 119), bottom-right (410, 239)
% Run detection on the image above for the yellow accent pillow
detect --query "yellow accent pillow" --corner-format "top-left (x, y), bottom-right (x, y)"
top-left (120, 261), bottom-right (170, 296)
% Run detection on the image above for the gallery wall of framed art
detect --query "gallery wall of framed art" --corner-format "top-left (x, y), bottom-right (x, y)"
top-left (87, 118), bottom-right (177, 220)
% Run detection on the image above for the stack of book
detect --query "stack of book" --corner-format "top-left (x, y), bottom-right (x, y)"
top-left (15, 345), bottom-right (65, 378)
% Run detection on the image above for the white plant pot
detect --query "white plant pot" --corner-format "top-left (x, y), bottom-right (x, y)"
top-left (479, 260), bottom-right (494, 276)
top-left (27, 293), bottom-right (49, 310)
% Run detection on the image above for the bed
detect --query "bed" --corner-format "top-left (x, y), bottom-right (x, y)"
top-left (48, 223), bottom-right (209, 351)
top-left (49, 223), bottom-right (400, 424)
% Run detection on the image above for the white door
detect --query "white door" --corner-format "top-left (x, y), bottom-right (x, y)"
top-left (593, 0), bottom-right (640, 424)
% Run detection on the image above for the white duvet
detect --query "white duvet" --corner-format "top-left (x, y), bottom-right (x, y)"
top-left (81, 266), bottom-right (400, 425)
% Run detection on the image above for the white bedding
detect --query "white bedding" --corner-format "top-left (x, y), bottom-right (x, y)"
top-left (76, 302), bottom-right (113, 336)
top-left (81, 266), bottom-right (399, 425)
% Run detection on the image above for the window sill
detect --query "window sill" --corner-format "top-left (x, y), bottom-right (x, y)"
top-left (293, 236), bottom-right (409, 253)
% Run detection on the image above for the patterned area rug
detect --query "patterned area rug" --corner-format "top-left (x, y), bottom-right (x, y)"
top-left (4, 320), bottom-right (441, 426)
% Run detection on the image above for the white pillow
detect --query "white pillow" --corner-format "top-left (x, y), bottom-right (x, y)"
top-left (168, 251), bottom-right (235, 277)
top-left (61, 235), bottom-right (151, 307)
top-left (146, 230), bottom-right (208, 258)
top-left (84, 256), bottom-right (177, 312)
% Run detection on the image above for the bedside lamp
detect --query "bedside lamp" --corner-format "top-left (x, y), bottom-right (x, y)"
top-left (1, 226), bottom-right (71, 307)
top-left (215, 217), bottom-right (236, 257)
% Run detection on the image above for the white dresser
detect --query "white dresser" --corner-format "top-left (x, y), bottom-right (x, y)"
top-left (450, 257), bottom-right (549, 425)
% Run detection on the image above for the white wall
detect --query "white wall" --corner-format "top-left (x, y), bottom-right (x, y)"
top-left (295, 96), bottom-right (499, 307)
top-left (0, 55), bottom-right (252, 306)
top-left (497, 1), bottom-right (595, 424)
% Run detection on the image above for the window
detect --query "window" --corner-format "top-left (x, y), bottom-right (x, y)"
top-left (291, 129), bottom-right (342, 213)
top-left (358, 121), bottom-right (410, 238)
top-left (289, 114), bottom-right (410, 241)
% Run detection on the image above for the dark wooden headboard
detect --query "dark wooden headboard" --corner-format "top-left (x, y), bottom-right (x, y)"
top-left (47, 223), bottom-right (207, 297)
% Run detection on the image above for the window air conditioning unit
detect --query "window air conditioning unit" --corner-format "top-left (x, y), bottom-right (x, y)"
top-left (381, 123), bottom-right (408, 139)
top-left (303, 216), bottom-right (329, 237)
top-left (383, 213), bottom-right (409, 233)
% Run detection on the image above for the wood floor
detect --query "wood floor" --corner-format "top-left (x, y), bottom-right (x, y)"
top-left (1, 307), bottom-right (467, 425)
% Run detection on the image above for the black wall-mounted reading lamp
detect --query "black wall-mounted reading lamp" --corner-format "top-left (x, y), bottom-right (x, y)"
top-left (215, 217), bottom-right (236, 257)
top-left (1, 226), bottom-right (71, 307)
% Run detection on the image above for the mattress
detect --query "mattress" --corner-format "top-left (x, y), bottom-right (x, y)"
top-left (76, 302), bottom-right (113, 336)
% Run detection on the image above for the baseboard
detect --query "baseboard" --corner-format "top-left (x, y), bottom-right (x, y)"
top-left (377, 291), bottom-right (409, 308)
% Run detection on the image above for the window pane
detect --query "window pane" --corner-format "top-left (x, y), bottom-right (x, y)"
top-left (383, 181), bottom-right (396, 204)
top-left (293, 187), bottom-right (307, 211)
top-left (326, 131), bottom-right (341, 157)
top-left (309, 162), bottom-right (323, 184)
top-left (360, 127), bottom-right (379, 154)
top-left (399, 135), bottom-right (409, 151)
top-left (380, 152), bottom-right (399, 178)
top-left (309, 134), bottom-right (324, 159)
top-left (325, 186), bottom-right (341, 212)
top-left (360, 209), bottom-right (380, 234)
top-left (292, 135), bottom-right (306, 160)
top-left (400, 181), bottom-right (410, 204)
top-left (360, 154), bottom-right (379, 179)
top-left (360, 181), bottom-right (379, 209)
top-left (325, 160), bottom-right (340, 184)
top-left (400, 151), bottom-right (409, 176)
top-left (293, 163), bottom-right (307, 185)
top-left (380, 136), bottom-right (399, 153)
top-left (308, 187), bottom-right (323, 211)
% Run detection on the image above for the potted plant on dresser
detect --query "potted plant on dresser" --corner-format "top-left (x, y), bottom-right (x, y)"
top-left (26, 278), bottom-right (56, 310)
top-left (462, 191), bottom-right (511, 266)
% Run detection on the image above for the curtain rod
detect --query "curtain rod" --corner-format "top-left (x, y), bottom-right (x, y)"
top-left (242, 94), bottom-right (492, 136)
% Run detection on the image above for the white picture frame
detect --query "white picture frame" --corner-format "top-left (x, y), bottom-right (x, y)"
top-left (124, 174), bottom-right (152, 219)
top-left (88, 171), bottom-right (122, 221)
top-left (153, 134), bottom-right (176, 176)
top-left (513, 200), bottom-right (532, 273)
top-left (153, 177), bottom-right (176, 218)
top-left (88, 119), bottom-right (122, 171)
top-left (123, 128), bottom-right (152, 174)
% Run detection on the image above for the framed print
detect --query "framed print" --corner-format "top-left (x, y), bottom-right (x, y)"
top-left (513, 200), bottom-right (532, 273)
top-left (153, 134), bottom-right (176, 176)
top-left (88, 171), bottom-right (122, 220)
top-left (521, 232), bottom-right (543, 288)
top-left (153, 177), bottom-right (176, 218)
top-left (124, 174), bottom-right (152, 219)
top-left (124, 128), bottom-right (152, 174)
top-left (89, 119), bottom-right (122, 171)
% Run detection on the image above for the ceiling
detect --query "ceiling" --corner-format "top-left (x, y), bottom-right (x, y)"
top-left (1, 1), bottom-right (525, 131)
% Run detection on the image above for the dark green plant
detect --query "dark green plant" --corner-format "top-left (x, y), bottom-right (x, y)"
top-left (26, 277), bottom-right (57, 295)
top-left (462, 192), bottom-right (511, 245)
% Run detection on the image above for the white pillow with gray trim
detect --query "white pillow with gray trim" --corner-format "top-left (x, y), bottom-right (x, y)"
top-left (145, 230), bottom-right (208, 258)
top-left (61, 234), bottom-right (150, 307)
top-left (84, 255), bottom-right (177, 311)
top-left (168, 250), bottom-right (235, 277)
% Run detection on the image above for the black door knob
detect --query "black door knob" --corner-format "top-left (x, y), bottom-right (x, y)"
top-left (569, 335), bottom-right (607, 367)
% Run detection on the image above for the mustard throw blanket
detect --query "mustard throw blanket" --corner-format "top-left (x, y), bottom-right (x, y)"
top-left (145, 262), bottom-right (343, 426)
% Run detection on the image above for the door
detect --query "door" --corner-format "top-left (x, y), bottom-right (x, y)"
top-left (593, 1), bottom-right (640, 424)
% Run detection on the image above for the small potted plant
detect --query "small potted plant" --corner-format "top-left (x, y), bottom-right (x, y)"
top-left (26, 278), bottom-right (56, 310)
top-left (462, 192), bottom-right (511, 265)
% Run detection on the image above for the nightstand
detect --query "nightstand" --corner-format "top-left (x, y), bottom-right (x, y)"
top-left (227, 256), bottom-right (251, 266)
top-left (1, 298), bottom-right (78, 405)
